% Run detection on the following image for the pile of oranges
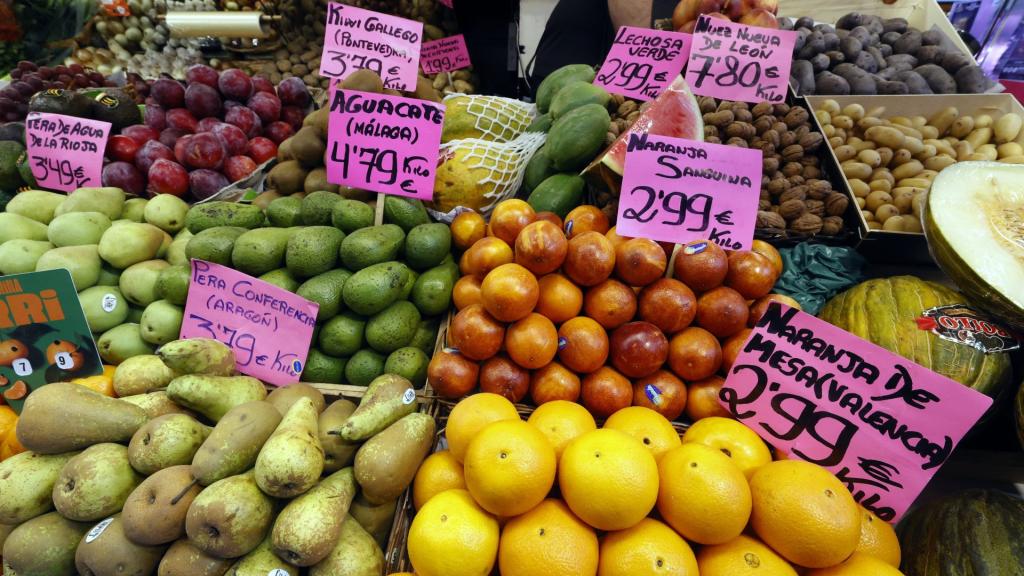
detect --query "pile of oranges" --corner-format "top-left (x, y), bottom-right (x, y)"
top-left (393, 395), bottom-right (904, 576)
top-left (427, 198), bottom-right (800, 422)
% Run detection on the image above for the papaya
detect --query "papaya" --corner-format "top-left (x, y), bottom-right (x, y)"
top-left (536, 64), bottom-right (597, 114)
top-left (526, 113), bottom-right (553, 133)
top-left (527, 173), bottom-right (585, 218)
top-left (523, 147), bottom-right (557, 194)
top-left (550, 82), bottom-right (611, 119)
top-left (546, 104), bottom-right (611, 172)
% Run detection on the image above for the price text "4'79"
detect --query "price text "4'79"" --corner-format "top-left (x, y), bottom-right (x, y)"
top-left (329, 141), bottom-right (430, 196)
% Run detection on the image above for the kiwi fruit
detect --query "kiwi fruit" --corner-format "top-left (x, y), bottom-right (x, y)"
top-left (252, 190), bottom-right (282, 210)
top-left (340, 69), bottom-right (384, 94)
top-left (277, 136), bottom-right (295, 161)
top-left (267, 160), bottom-right (308, 195)
top-left (339, 186), bottom-right (374, 202)
top-left (415, 76), bottom-right (442, 103)
top-left (304, 167), bottom-right (337, 194)
top-left (302, 107), bottom-right (329, 140)
top-left (290, 126), bottom-right (326, 168)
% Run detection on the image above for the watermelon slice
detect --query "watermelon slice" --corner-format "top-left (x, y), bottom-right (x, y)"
top-left (583, 76), bottom-right (704, 194)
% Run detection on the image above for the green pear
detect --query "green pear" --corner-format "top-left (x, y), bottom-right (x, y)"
top-left (185, 471), bottom-right (274, 559)
top-left (16, 383), bottom-right (148, 454)
top-left (140, 299), bottom-right (184, 345)
top-left (255, 397), bottom-right (324, 498)
top-left (54, 187), bottom-right (125, 219)
top-left (95, 264), bottom-right (122, 287)
top-left (0, 212), bottom-right (48, 243)
top-left (47, 211), bottom-right (112, 247)
top-left (35, 244), bottom-right (101, 290)
top-left (97, 323), bottom-right (156, 364)
top-left (266, 383), bottom-right (326, 416)
top-left (119, 259), bottom-right (171, 307)
top-left (98, 222), bottom-right (165, 268)
top-left (336, 374), bottom-right (417, 441)
top-left (122, 198), bottom-right (148, 222)
top-left (121, 465), bottom-right (203, 546)
top-left (228, 534), bottom-right (299, 576)
top-left (348, 494), bottom-right (397, 549)
top-left (0, 451), bottom-right (79, 524)
top-left (6, 190), bottom-right (66, 224)
top-left (158, 338), bottom-right (236, 376)
top-left (118, 391), bottom-right (191, 419)
top-left (75, 514), bottom-right (167, 576)
top-left (354, 412), bottom-right (435, 504)
top-left (167, 375), bottom-right (267, 422)
top-left (157, 230), bottom-right (174, 259)
top-left (158, 538), bottom-right (234, 576)
top-left (0, 239), bottom-right (53, 274)
top-left (308, 515), bottom-right (383, 576)
top-left (2, 512), bottom-right (91, 576)
top-left (318, 399), bottom-right (359, 473)
top-left (77, 286), bottom-right (129, 333)
top-left (53, 443), bottom-right (144, 521)
top-left (157, 264), bottom-right (191, 305)
top-left (0, 523), bottom-right (13, 556)
top-left (145, 194), bottom-right (190, 233)
top-left (113, 354), bottom-right (178, 397)
top-left (192, 401), bottom-right (281, 486)
top-left (128, 414), bottom-right (211, 475)
top-left (272, 468), bottom-right (356, 566)
top-left (127, 303), bottom-right (145, 323)
top-left (166, 231), bottom-right (192, 267)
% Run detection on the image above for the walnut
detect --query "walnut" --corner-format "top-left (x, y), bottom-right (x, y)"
top-left (825, 192), bottom-right (850, 216)
top-left (731, 101), bottom-right (750, 110)
top-left (772, 121), bottom-right (788, 134)
top-left (782, 144), bottom-right (805, 162)
top-left (780, 131), bottom-right (798, 148)
top-left (806, 199), bottom-right (825, 216)
top-left (753, 115), bottom-right (774, 134)
top-left (779, 199), bottom-right (807, 220)
top-left (763, 129), bottom-right (781, 148)
top-left (760, 142), bottom-right (776, 155)
top-left (790, 212), bottom-right (824, 234)
top-left (800, 155), bottom-right (820, 167)
top-left (617, 100), bottom-right (638, 117)
top-left (626, 110), bottom-right (641, 123)
top-left (704, 125), bottom-right (719, 138)
top-left (822, 215), bottom-right (845, 235)
top-left (773, 103), bottom-right (791, 116)
top-left (759, 198), bottom-right (772, 211)
top-left (782, 162), bottom-right (803, 177)
top-left (784, 107), bottom-right (810, 128)
top-left (800, 132), bottom-right (824, 152)
top-left (752, 102), bottom-right (774, 118)
top-left (767, 178), bottom-right (789, 196)
top-left (788, 175), bottom-right (806, 187)
top-left (726, 137), bottom-right (749, 147)
top-left (726, 122), bottom-right (755, 140)
top-left (703, 110), bottom-right (735, 127)
top-left (705, 135), bottom-right (722, 144)
top-left (757, 210), bottom-right (786, 230)
top-left (610, 93), bottom-right (626, 107)
top-left (804, 180), bottom-right (830, 199)
top-left (780, 186), bottom-right (808, 203)
top-left (795, 125), bottom-right (811, 138)
top-left (803, 166), bottom-right (822, 179)
top-left (733, 108), bottom-right (753, 123)
top-left (699, 96), bottom-right (717, 114)
top-left (763, 157), bottom-right (780, 174)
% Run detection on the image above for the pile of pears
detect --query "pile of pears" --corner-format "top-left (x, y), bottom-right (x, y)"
top-left (0, 338), bottom-right (436, 576)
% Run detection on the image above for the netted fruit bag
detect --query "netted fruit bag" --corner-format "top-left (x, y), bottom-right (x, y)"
top-left (441, 94), bottom-right (537, 143)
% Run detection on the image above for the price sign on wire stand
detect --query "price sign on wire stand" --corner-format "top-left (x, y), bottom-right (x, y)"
top-left (595, 26), bottom-right (692, 101)
top-left (25, 111), bottom-right (111, 193)
top-left (685, 15), bottom-right (797, 103)
top-left (615, 133), bottom-right (761, 250)
top-left (421, 34), bottom-right (472, 74)
top-left (319, 3), bottom-right (423, 91)
top-left (325, 87), bottom-right (445, 200)
top-left (180, 260), bottom-right (319, 386)
top-left (721, 303), bottom-right (993, 521)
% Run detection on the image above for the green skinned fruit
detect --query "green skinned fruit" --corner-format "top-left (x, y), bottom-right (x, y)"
top-left (96, 264), bottom-right (121, 287)
top-left (2, 512), bottom-right (92, 576)
top-left (53, 443), bottom-right (144, 522)
top-left (36, 244), bottom-right (101, 290)
top-left (0, 451), bottom-right (79, 524)
top-left (74, 514), bottom-right (167, 576)
top-left (0, 239), bottom-right (53, 275)
top-left (144, 194), bottom-right (190, 233)
top-left (318, 400), bottom-right (358, 473)
top-left (308, 515), bottom-right (383, 576)
top-left (157, 338), bottom-right (236, 376)
top-left (348, 494), bottom-right (397, 549)
top-left (0, 213), bottom-right (49, 244)
top-left (337, 374), bottom-right (417, 441)
top-left (229, 535), bottom-right (298, 576)
top-left (46, 211), bottom-right (111, 247)
top-left (117, 391), bottom-right (190, 419)
top-left (122, 198), bottom-right (148, 222)
top-left (54, 187), bottom-right (125, 220)
top-left (6, 190), bottom-right (66, 224)
top-left (16, 383), bottom-right (148, 454)
top-left (140, 299), bottom-right (184, 345)
top-left (165, 231), bottom-right (192, 266)
top-left (185, 471), bottom-right (275, 559)
top-left (272, 468), bottom-right (357, 566)
top-left (98, 222), bottom-right (165, 269)
top-left (354, 412), bottom-right (435, 504)
top-left (77, 286), bottom-right (129, 333)
top-left (113, 354), bottom-right (178, 397)
top-left (121, 465), bottom-right (203, 546)
top-left (97, 323), bottom-right (156, 364)
top-left (128, 414), bottom-right (211, 475)
top-left (157, 264), bottom-right (191, 305)
top-left (157, 539), bottom-right (234, 576)
top-left (191, 401), bottom-right (282, 486)
top-left (119, 259), bottom-right (170, 307)
top-left (255, 397), bottom-right (324, 498)
top-left (167, 375), bottom-right (267, 422)
top-left (266, 383), bottom-right (326, 416)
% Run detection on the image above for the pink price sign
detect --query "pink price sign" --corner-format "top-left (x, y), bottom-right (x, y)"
top-left (25, 111), bottom-right (110, 193)
top-left (180, 260), bottom-right (319, 387)
top-left (595, 26), bottom-right (692, 101)
top-left (421, 34), bottom-right (472, 75)
top-left (325, 88), bottom-right (445, 200)
top-left (615, 134), bottom-right (761, 250)
top-left (721, 304), bottom-right (993, 521)
top-left (319, 3), bottom-right (422, 91)
top-left (685, 15), bottom-right (797, 104)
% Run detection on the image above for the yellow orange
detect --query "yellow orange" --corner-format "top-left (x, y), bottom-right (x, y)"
top-left (451, 210), bottom-right (487, 250)
top-left (498, 499), bottom-right (599, 576)
top-left (855, 507), bottom-right (901, 567)
top-left (603, 406), bottom-right (681, 461)
top-left (751, 240), bottom-right (783, 276)
top-left (749, 460), bottom-right (862, 568)
top-left (0, 406), bottom-right (16, 447)
top-left (657, 443), bottom-right (751, 545)
top-left (806, 552), bottom-right (905, 576)
top-left (598, 518), bottom-right (698, 576)
top-left (559, 428), bottom-right (658, 531)
top-left (681, 417), bottom-right (771, 478)
top-left (481, 263), bottom-right (539, 322)
top-left (535, 274), bottom-right (583, 324)
top-left (408, 489), bottom-right (499, 576)
top-left (526, 400), bottom-right (596, 459)
top-left (453, 275), bottom-right (483, 310)
top-left (71, 372), bottom-right (116, 397)
top-left (413, 450), bottom-right (466, 510)
top-left (464, 419), bottom-right (556, 517)
top-left (697, 535), bottom-right (798, 575)
top-left (0, 431), bottom-right (25, 460)
top-left (446, 393), bottom-right (520, 463)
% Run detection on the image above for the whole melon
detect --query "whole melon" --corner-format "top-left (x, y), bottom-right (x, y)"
top-left (897, 489), bottom-right (1024, 575)
top-left (818, 276), bottom-right (1012, 400)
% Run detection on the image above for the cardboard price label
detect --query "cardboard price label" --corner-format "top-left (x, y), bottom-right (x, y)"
top-left (685, 15), bottom-right (796, 104)
top-left (25, 111), bottom-right (111, 193)
top-left (421, 34), bottom-right (472, 74)
top-left (325, 88), bottom-right (444, 200)
top-left (721, 304), bottom-right (993, 521)
top-left (180, 260), bottom-right (319, 386)
top-left (615, 134), bottom-right (761, 250)
top-left (319, 3), bottom-right (423, 91)
top-left (595, 26), bottom-right (692, 101)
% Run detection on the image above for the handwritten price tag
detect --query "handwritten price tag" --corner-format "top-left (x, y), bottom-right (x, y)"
top-left (180, 260), bottom-right (319, 386)
top-left (421, 34), bottom-right (472, 74)
top-left (325, 88), bottom-right (444, 200)
top-left (319, 3), bottom-right (423, 91)
top-left (615, 134), bottom-right (761, 250)
top-left (595, 26), bottom-right (692, 101)
top-left (685, 15), bottom-right (796, 104)
top-left (722, 304), bottom-right (993, 521)
top-left (25, 111), bottom-right (110, 193)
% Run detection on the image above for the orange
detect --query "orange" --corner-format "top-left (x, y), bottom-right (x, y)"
top-left (71, 372), bottom-right (116, 397)
top-left (603, 406), bottom-right (680, 461)
top-left (446, 393), bottom-right (521, 463)
top-left (633, 370), bottom-right (687, 422)
top-left (556, 316), bottom-right (609, 374)
top-left (529, 362), bottom-right (581, 405)
top-left (657, 443), bottom-right (751, 545)
top-left (598, 518), bottom-right (699, 576)
top-left (685, 376), bottom-right (732, 421)
top-left (481, 263), bottom-right (539, 322)
top-left (667, 326), bottom-right (722, 381)
top-left (564, 231), bottom-right (616, 287)
top-left (408, 489), bottom-right (499, 576)
top-left (0, 431), bottom-right (25, 460)
top-left (461, 236), bottom-right (514, 278)
top-left (0, 406), bottom-right (16, 448)
top-left (515, 220), bottom-right (568, 276)
top-left (452, 210), bottom-right (487, 251)
top-left (498, 499), bottom-right (599, 576)
top-left (564, 205), bottom-right (610, 238)
top-left (453, 275), bottom-right (483, 310)
top-left (697, 535), bottom-right (798, 575)
top-left (749, 460), bottom-right (862, 568)
top-left (855, 507), bottom-right (901, 567)
top-left (505, 313), bottom-right (558, 370)
top-left (806, 552), bottom-right (905, 576)
top-left (580, 367), bottom-right (633, 419)
top-left (605, 226), bottom-right (631, 250)
top-left (614, 238), bottom-right (667, 287)
top-left (490, 199), bottom-right (536, 246)
top-left (681, 416), bottom-right (771, 478)
top-left (449, 304), bottom-right (506, 361)
top-left (535, 274), bottom-right (583, 324)
top-left (751, 239), bottom-right (783, 276)
top-left (721, 327), bottom-right (752, 372)
top-left (413, 450), bottom-right (466, 510)
top-left (526, 400), bottom-right (597, 459)
top-left (583, 279), bottom-right (637, 330)
top-left (534, 211), bottom-right (564, 229)
top-left (559, 428), bottom-right (658, 531)
top-left (464, 419), bottom-right (557, 517)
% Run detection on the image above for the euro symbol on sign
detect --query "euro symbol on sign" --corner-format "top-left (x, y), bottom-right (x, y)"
top-left (715, 210), bottom-right (734, 225)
